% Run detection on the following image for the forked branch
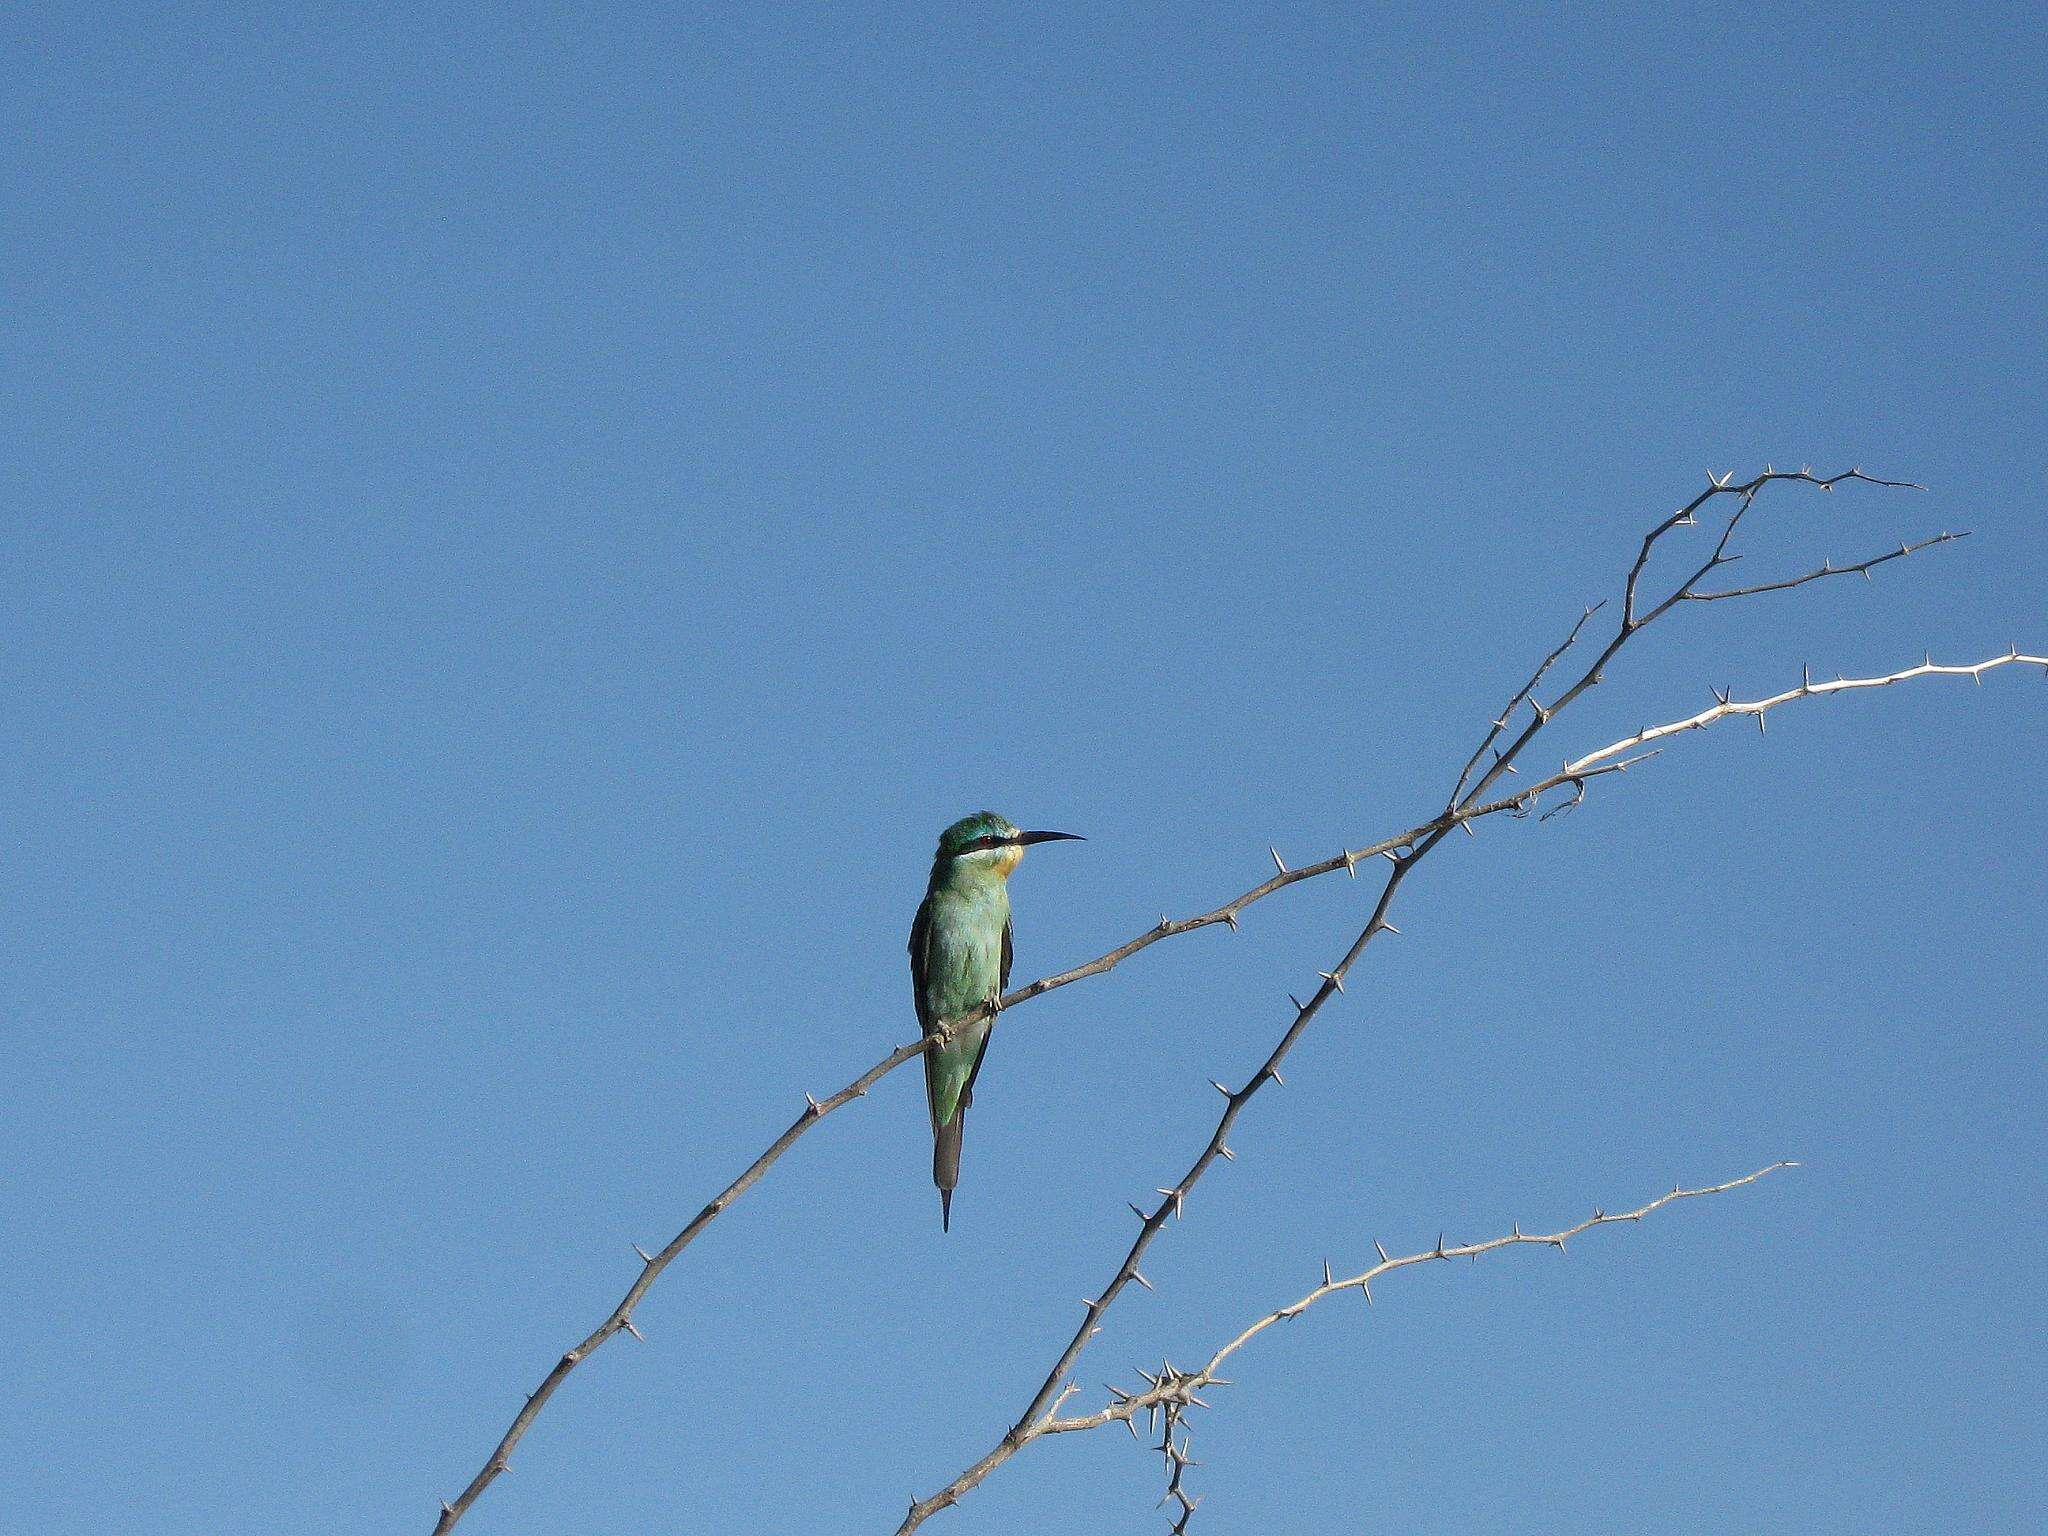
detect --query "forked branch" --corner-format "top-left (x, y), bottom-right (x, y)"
top-left (892, 471), bottom-right (2016, 1533)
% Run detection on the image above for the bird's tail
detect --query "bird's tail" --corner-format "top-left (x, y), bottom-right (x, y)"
top-left (933, 1105), bottom-right (965, 1233)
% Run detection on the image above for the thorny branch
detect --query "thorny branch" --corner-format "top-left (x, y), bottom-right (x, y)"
top-left (890, 469), bottom-right (2028, 1533)
top-left (1558, 650), bottom-right (2046, 774)
top-left (1038, 1164), bottom-right (1796, 1459)
top-left (429, 468), bottom-right (2033, 1536)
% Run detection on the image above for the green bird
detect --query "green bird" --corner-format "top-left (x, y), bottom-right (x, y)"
top-left (909, 812), bottom-right (1084, 1231)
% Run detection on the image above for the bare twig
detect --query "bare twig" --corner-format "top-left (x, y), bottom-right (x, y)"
top-left (1448, 600), bottom-right (1606, 806)
top-left (1689, 531), bottom-right (1962, 602)
top-left (425, 1037), bottom-right (928, 1533)
top-left (1557, 649), bottom-right (2046, 780)
top-left (1039, 1164), bottom-right (1795, 1444)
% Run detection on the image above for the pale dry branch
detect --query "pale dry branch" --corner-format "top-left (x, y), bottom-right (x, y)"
top-left (1559, 649), bottom-right (2047, 778)
top-left (1038, 1163), bottom-right (1795, 1451)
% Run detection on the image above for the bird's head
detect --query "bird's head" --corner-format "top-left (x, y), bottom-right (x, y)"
top-left (933, 811), bottom-right (1084, 880)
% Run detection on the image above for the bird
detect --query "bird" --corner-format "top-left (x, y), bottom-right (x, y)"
top-left (909, 812), bottom-right (1083, 1230)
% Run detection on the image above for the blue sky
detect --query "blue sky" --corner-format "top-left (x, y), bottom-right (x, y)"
top-left (3, 4), bottom-right (2043, 1533)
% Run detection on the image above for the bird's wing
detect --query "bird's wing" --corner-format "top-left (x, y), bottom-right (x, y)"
top-left (957, 915), bottom-right (1011, 1107)
top-left (910, 893), bottom-right (944, 1128)
top-left (908, 892), bottom-right (934, 1033)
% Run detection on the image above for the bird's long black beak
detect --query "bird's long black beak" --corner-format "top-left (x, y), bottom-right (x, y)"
top-left (1015, 830), bottom-right (1085, 845)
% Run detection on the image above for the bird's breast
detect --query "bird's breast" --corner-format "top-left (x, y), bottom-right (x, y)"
top-left (922, 888), bottom-right (1009, 1014)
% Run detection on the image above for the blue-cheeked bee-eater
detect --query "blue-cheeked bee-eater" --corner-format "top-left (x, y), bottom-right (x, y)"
top-left (909, 812), bottom-right (1083, 1230)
